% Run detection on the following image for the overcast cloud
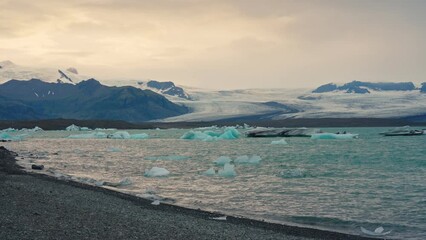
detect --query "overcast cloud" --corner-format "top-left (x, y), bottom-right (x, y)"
top-left (1, 0), bottom-right (425, 89)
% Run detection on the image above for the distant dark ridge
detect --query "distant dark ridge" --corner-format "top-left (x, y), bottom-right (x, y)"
top-left (0, 118), bottom-right (424, 130)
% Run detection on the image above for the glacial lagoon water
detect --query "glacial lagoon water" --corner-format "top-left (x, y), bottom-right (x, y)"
top-left (3, 127), bottom-right (426, 239)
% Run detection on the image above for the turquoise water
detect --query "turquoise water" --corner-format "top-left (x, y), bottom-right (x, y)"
top-left (4, 127), bottom-right (426, 239)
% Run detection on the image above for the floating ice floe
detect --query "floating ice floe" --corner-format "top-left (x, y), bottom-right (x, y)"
top-left (218, 163), bottom-right (237, 177)
top-left (144, 167), bottom-right (170, 177)
top-left (108, 131), bottom-right (149, 139)
top-left (271, 139), bottom-right (288, 145)
top-left (360, 226), bottom-right (392, 236)
top-left (145, 155), bottom-right (189, 161)
top-left (311, 133), bottom-right (358, 140)
top-left (234, 155), bottom-right (262, 164)
top-left (213, 156), bottom-right (232, 166)
top-left (180, 127), bottom-right (240, 141)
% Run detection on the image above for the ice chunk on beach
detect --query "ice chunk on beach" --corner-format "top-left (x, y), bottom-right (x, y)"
top-left (213, 156), bottom-right (232, 166)
top-left (218, 163), bottom-right (236, 177)
top-left (311, 133), bottom-right (358, 140)
top-left (360, 226), bottom-right (391, 236)
top-left (271, 139), bottom-right (288, 145)
top-left (211, 216), bottom-right (227, 221)
top-left (234, 155), bottom-right (262, 164)
top-left (144, 167), bottom-right (170, 177)
top-left (151, 200), bottom-right (160, 205)
top-left (202, 167), bottom-right (216, 176)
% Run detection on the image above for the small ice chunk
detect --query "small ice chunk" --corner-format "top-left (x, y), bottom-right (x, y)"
top-left (80, 127), bottom-right (92, 131)
top-left (360, 226), bottom-right (391, 236)
top-left (151, 200), bottom-right (160, 205)
top-left (0, 132), bottom-right (23, 141)
top-left (218, 163), bottom-right (236, 177)
top-left (213, 156), bottom-right (232, 166)
top-left (202, 167), bottom-right (216, 176)
top-left (144, 167), bottom-right (170, 177)
top-left (211, 216), bottom-right (227, 221)
top-left (234, 155), bottom-right (262, 164)
top-left (271, 139), bottom-right (288, 145)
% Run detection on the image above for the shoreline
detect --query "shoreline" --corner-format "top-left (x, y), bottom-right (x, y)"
top-left (1, 147), bottom-right (382, 240)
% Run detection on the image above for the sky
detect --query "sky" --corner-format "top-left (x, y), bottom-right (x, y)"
top-left (1, 0), bottom-right (426, 89)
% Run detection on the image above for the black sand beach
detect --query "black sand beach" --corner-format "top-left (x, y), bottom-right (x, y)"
top-left (0, 146), bottom-right (379, 240)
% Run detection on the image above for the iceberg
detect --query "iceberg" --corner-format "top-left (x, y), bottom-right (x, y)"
top-left (180, 127), bottom-right (240, 141)
top-left (213, 156), bottom-right (232, 166)
top-left (271, 139), bottom-right (288, 144)
top-left (218, 163), bottom-right (237, 177)
top-left (311, 133), bottom-right (358, 139)
top-left (1, 128), bottom-right (16, 132)
top-left (0, 132), bottom-right (23, 141)
top-left (234, 155), bottom-right (262, 164)
top-left (144, 167), bottom-right (170, 177)
top-left (65, 124), bottom-right (81, 131)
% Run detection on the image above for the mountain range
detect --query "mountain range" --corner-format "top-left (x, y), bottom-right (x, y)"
top-left (1, 60), bottom-right (425, 122)
top-left (0, 78), bottom-right (188, 121)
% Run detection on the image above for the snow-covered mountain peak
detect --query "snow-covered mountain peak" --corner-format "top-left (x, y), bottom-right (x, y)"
top-left (0, 60), bottom-right (16, 68)
top-left (0, 61), bottom-right (89, 84)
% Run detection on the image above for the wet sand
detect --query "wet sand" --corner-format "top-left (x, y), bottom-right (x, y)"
top-left (0, 147), bottom-right (378, 240)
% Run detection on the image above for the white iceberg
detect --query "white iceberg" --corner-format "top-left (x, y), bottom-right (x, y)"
top-left (271, 139), bottom-right (288, 145)
top-left (218, 163), bottom-right (237, 177)
top-left (360, 226), bottom-right (392, 236)
top-left (213, 156), bottom-right (232, 166)
top-left (144, 167), bottom-right (170, 177)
